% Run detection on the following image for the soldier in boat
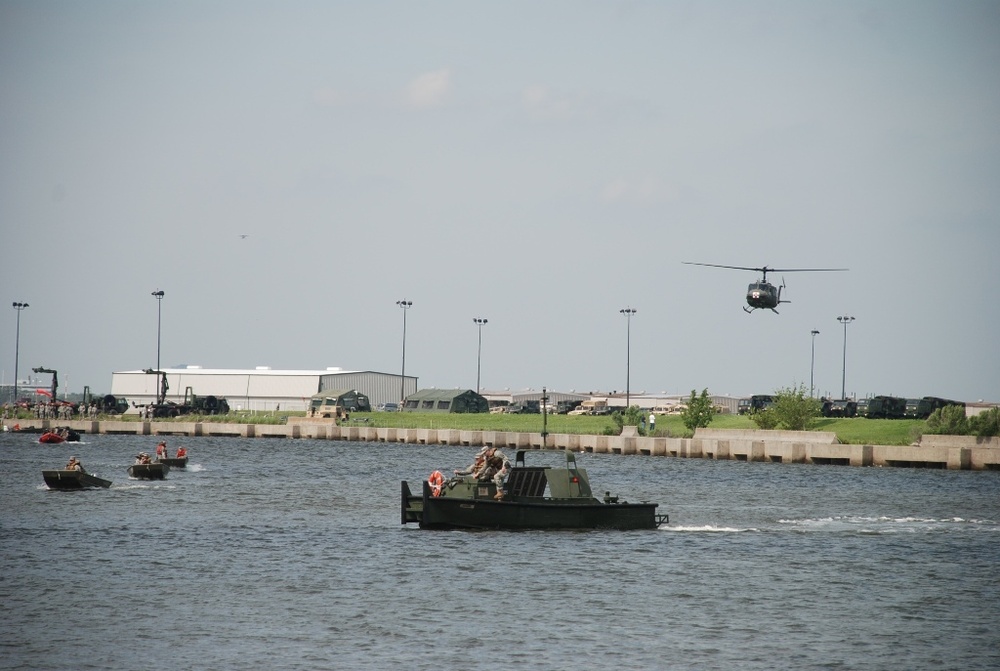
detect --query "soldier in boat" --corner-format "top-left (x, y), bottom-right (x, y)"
top-left (459, 446), bottom-right (511, 500)
top-left (453, 446), bottom-right (489, 477)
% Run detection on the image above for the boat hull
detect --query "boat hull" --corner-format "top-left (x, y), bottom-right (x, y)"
top-left (42, 469), bottom-right (112, 490)
top-left (127, 463), bottom-right (169, 480)
top-left (39, 432), bottom-right (66, 444)
top-left (402, 480), bottom-right (666, 530)
top-left (159, 457), bottom-right (188, 468)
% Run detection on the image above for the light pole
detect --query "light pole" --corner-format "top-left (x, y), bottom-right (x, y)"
top-left (541, 387), bottom-right (549, 445)
top-left (837, 316), bottom-right (855, 399)
top-left (473, 317), bottom-right (488, 394)
top-left (397, 300), bottom-right (412, 404)
top-left (151, 290), bottom-right (165, 372)
top-left (810, 329), bottom-right (820, 398)
top-left (12, 302), bottom-right (29, 404)
top-left (620, 307), bottom-right (637, 408)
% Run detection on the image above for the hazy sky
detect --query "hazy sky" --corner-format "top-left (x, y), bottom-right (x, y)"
top-left (2, 1), bottom-right (998, 402)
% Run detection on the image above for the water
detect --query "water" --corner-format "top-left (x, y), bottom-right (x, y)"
top-left (2, 433), bottom-right (998, 670)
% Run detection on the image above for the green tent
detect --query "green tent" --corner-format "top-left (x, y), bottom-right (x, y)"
top-left (401, 389), bottom-right (489, 413)
top-left (308, 389), bottom-right (371, 417)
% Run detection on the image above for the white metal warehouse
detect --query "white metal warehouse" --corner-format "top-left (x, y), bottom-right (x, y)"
top-left (110, 366), bottom-right (416, 413)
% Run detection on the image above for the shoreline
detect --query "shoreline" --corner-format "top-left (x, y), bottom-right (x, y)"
top-left (6, 418), bottom-right (999, 471)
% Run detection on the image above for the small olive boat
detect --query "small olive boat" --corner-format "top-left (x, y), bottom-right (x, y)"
top-left (401, 450), bottom-right (668, 530)
top-left (42, 469), bottom-right (112, 490)
top-left (158, 456), bottom-right (188, 468)
top-left (127, 463), bottom-right (169, 480)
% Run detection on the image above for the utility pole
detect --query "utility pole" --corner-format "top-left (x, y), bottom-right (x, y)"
top-left (619, 307), bottom-right (637, 408)
top-left (12, 302), bottom-right (29, 404)
top-left (837, 316), bottom-right (855, 399)
top-left (397, 300), bottom-right (412, 404)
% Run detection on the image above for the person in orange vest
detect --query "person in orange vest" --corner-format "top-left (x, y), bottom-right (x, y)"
top-left (176, 446), bottom-right (188, 459)
top-left (156, 441), bottom-right (167, 460)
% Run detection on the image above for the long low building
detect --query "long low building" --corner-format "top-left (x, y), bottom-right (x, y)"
top-left (110, 366), bottom-right (416, 413)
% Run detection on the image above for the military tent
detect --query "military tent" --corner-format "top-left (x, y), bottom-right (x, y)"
top-left (402, 389), bottom-right (488, 413)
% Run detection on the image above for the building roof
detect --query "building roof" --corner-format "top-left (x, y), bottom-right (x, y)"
top-left (114, 366), bottom-right (359, 376)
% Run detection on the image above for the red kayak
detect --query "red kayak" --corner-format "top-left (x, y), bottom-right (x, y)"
top-left (39, 432), bottom-right (66, 444)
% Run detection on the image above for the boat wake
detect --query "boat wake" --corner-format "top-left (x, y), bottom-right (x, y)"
top-left (662, 525), bottom-right (760, 533)
top-left (117, 482), bottom-right (178, 490)
top-left (778, 515), bottom-right (999, 534)
top-left (187, 463), bottom-right (205, 472)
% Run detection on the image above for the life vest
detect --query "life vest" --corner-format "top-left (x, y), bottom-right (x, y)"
top-left (428, 470), bottom-right (445, 497)
top-left (176, 448), bottom-right (187, 458)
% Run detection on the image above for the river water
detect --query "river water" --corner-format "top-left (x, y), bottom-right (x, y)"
top-left (2, 433), bottom-right (998, 670)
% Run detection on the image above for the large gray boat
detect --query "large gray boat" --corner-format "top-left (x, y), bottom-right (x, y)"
top-left (401, 450), bottom-right (667, 530)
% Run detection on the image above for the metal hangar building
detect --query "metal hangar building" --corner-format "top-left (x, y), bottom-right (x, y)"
top-left (110, 366), bottom-right (416, 413)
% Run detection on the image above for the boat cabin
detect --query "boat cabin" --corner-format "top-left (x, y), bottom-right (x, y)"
top-left (504, 451), bottom-right (595, 499)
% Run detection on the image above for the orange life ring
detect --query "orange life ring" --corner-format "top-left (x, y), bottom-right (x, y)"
top-left (428, 470), bottom-right (445, 497)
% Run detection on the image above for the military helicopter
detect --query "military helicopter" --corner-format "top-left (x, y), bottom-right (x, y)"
top-left (683, 262), bottom-right (848, 313)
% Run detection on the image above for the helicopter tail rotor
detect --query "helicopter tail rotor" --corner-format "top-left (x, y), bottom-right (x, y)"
top-left (778, 276), bottom-right (789, 304)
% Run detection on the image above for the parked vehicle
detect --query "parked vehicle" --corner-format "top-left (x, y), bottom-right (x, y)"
top-left (556, 400), bottom-right (583, 414)
top-left (568, 399), bottom-right (611, 416)
top-left (856, 398), bottom-right (870, 417)
top-left (142, 370), bottom-right (230, 418)
top-left (914, 397), bottom-right (965, 420)
top-left (506, 400), bottom-right (540, 414)
top-left (822, 398), bottom-right (858, 418)
top-left (748, 395), bottom-right (775, 413)
top-left (866, 395), bottom-right (907, 419)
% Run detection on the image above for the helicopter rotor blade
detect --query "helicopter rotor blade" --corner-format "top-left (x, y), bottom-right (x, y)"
top-left (682, 262), bottom-right (766, 273)
top-left (683, 262), bottom-right (848, 274)
top-left (763, 267), bottom-right (849, 273)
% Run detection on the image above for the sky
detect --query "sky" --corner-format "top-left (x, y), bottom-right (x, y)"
top-left (2, 1), bottom-right (998, 403)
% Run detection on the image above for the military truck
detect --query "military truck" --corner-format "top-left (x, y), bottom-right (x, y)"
top-left (142, 370), bottom-right (230, 417)
top-left (748, 395), bottom-right (775, 413)
top-left (506, 400), bottom-right (541, 414)
top-left (82, 387), bottom-right (129, 415)
top-left (914, 397), bottom-right (965, 420)
top-left (568, 399), bottom-right (611, 416)
top-left (308, 389), bottom-right (371, 418)
top-left (866, 395), bottom-right (907, 419)
top-left (822, 398), bottom-right (858, 418)
top-left (556, 400), bottom-right (583, 414)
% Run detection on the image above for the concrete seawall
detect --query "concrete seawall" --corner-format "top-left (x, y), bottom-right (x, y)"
top-left (8, 420), bottom-right (1000, 471)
